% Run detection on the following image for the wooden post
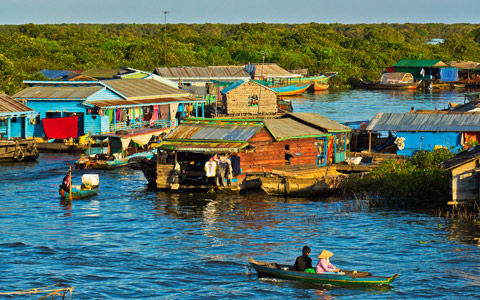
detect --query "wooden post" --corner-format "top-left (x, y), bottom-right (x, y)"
top-left (68, 166), bottom-right (72, 201)
top-left (368, 131), bottom-right (372, 153)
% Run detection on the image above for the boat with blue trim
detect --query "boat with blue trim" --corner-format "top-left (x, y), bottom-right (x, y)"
top-left (249, 257), bottom-right (399, 286)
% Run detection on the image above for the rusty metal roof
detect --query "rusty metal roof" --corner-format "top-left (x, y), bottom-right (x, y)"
top-left (251, 63), bottom-right (301, 78)
top-left (447, 61), bottom-right (480, 70)
top-left (264, 118), bottom-right (329, 141)
top-left (164, 123), bottom-right (262, 141)
top-left (103, 79), bottom-right (191, 100)
top-left (366, 113), bottom-right (480, 132)
top-left (159, 141), bottom-right (248, 153)
top-left (0, 93), bottom-right (35, 116)
top-left (81, 68), bottom-right (124, 79)
top-left (288, 112), bottom-right (351, 132)
top-left (13, 86), bottom-right (103, 100)
top-left (84, 97), bottom-right (204, 108)
top-left (154, 66), bottom-right (251, 79)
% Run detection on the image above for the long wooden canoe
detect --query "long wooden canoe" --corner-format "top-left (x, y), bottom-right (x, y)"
top-left (59, 185), bottom-right (99, 200)
top-left (249, 257), bottom-right (399, 286)
top-left (270, 83), bottom-right (311, 96)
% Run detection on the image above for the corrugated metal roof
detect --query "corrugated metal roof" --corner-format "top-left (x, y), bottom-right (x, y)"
top-left (0, 93), bottom-right (35, 115)
top-left (392, 59), bottom-right (448, 68)
top-left (366, 113), bottom-right (480, 132)
top-left (288, 112), bottom-right (351, 132)
top-left (251, 63), bottom-right (301, 78)
top-left (264, 118), bottom-right (328, 140)
top-left (84, 97), bottom-right (203, 108)
top-left (447, 61), bottom-right (480, 70)
top-left (13, 86), bottom-right (103, 100)
top-left (164, 123), bottom-right (262, 141)
top-left (81, 68), bottom-right (124, 79)
top-left (154, 66), bottom-right (251, 79)
top-left (159, 141), bottom-right (248, 153)
top-left (103, 79), bottom-right (191, 100)
top-left (442, 145), bottom-right (480, 170)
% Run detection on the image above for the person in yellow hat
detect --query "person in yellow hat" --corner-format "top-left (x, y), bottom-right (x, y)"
top-left (315, 250), bottom-right (340, 273)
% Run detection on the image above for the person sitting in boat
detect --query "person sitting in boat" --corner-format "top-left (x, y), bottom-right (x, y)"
top-left (293, 245), bottom-right (313, 272)
top-left (316, 250), bottom-right (340, 273)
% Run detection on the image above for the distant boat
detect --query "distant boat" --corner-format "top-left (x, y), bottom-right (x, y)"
top-left (249, 257), bottom-right (399, 286)
top-left (311, 82), bottom-right (329, 91)
top-left (282, 72), bottom-right (338, 85)
top-left (360, 72), bottom-right (420, 90)
top-left (270, 83), bottom-right (311, 96)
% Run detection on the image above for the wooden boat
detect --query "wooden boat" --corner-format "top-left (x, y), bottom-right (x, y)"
top-left (277, 98), bottom-right (293, 111)
top-left (0, 283), bottom-right (74, 299)
top-left (36, 141), bottom-right (88, 153)
top-left (59, 169), bottom-right (99, 200)
top-left (0, 139), bottom-right (39, 162)
top-left (249, 257), bottom-right (399, 286)
top-left (311, 82), bottom-right (329, 91)
top-left (260, 175), bottom-right (344, 196)
top-left (283, 72), bottom-right (338, 84)
top-left (75, 128), bottom-right (161, 169)
top-left (270, 83), bottom-right (311, 96)
top-left (360, 73), bottom-right (420, 90)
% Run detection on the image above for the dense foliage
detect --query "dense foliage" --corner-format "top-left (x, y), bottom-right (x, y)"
top-left (344, 148), bottom-right (454, 208)
top-left (0, 23), bottom-right (480, 94)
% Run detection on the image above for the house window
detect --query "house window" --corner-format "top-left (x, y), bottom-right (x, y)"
top-left (248, 95), bottom-right (259, 107)
top-left (285, 144), bottom-right (292, 165)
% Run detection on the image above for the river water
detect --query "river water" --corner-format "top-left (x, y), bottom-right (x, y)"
top-left (1, 89), bottom-right (480, 299)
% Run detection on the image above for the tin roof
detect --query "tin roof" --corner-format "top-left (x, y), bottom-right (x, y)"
top-left (84, 97), bottom-right (203, 108)
top-left (442, 145), bottom-right (480, 170)
top-left (13, 86), bottom-right (103, 100)
top-left (220, 79), bottom-right (274, 95)
top-left (81, 68), bottom-right (124, 79)
top-left (164, 123), bottom-right (262, 142)
top-left (447, 61), bottom-right (480, 70)
top-left (0, 93), bottom-right (35, 116)
top-left (392, 59), bottom-right (448, 68)
top-left (264, 118), bottom-right (329, 140)
top-left (249, 63), bottom-right (302, 78)
top-left (366, 113), bottom-right (480, 132)
top-left (102, 79), bottom-right (191, 100)
top-left (159, 141), bottom-right (248, 153)
top-left (288, 112), bottom-right (351, 132)
top-left (154, 66), bottom-right (251, 80)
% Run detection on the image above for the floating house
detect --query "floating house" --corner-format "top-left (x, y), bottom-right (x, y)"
top-left (442, 146), bottom-right (480, 206)
top-left (0, 93), bottom-right (37, 139)
top-left (366, 112), bottom-right (480, 156)
top-left (220, 80), bottom-right (277, 116)
top-left (12, 79), bottom-right (205, 138)
top-left (136, 113), bottom-right (350, 190)
top-left (387, 59), bottom-right (458, 83)
top-left (447, 61), bottom-right (480, 87)
top-left (244, 63), bottom-right (302, 81)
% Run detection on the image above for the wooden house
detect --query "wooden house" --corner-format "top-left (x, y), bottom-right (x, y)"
top-left (140, 113), bottom-right (350, 190)
top-left (220, 80), bottom-right (277, 115)
top-left (442, 146), bottom-right (480, 206)
top-left (0, 93), bottom-right (37, 139)
top-left (12, 79), bottom-right (205, 138)
top-left (366, 112), bottom-right (480, 156)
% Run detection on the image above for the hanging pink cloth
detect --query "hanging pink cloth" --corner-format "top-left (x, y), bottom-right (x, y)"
top-left (152, 105), bottom-right (158, 122)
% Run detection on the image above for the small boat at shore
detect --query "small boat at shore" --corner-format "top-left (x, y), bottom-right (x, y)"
top-left (249, 257), bottom-right (399, 286)
top-left (360, 72), bottom-right (420, 90)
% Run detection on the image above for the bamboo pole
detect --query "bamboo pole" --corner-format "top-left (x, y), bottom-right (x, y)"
top-left (68, 166), bottom-right (72, 201)
top-left (368, 131), bottom-right (372, 153)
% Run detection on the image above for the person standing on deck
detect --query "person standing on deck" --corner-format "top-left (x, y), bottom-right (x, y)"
top-left (294, 246), bottom-right (313, 272)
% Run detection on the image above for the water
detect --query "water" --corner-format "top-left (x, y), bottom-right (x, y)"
top-left (1, 89), bottom-right (480, 299)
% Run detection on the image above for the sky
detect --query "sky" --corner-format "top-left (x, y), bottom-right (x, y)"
top-left (1, 0), bottom-right (479, 25)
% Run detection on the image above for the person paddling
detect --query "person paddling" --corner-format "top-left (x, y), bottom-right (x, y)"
top-left (294, 245), bottom-right (313, 272)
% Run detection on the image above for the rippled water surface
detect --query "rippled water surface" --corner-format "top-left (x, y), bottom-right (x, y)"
top-left (1, 90), bottom-right (480, 299)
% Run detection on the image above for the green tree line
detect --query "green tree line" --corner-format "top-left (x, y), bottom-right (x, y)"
top-left (0, 22), bottom-right (479, 94)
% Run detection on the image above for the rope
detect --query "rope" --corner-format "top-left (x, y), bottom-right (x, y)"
top-left (0, 283), bottom-right (74, 299)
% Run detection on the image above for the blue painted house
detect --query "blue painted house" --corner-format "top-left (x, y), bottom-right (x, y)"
top-left (366, 112), bottom-right (480, 156)
top-left (12, 79), bottom-right (205, 138)
top-left (0, 93), bottom-right (37, 139)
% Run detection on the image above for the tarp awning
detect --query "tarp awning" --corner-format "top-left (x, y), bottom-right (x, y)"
top-left (158, 141), bottom-right (248, 153)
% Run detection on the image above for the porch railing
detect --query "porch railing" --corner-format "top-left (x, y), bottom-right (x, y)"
top-left (109, 119), bottom-right (178, 132)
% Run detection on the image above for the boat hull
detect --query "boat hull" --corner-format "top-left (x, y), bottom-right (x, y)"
top-left (76, 150), bottom-right (156, 169)
top-left (59, 186), bottom-right (99, 199)
top-left (249, 257), bottom-right (398, 286)
top-left (271, 83), bottom-right (311, 96)
top-left (37, 142), bottom-right (88, 153)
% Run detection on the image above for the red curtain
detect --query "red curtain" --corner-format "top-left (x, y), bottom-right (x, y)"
top-left (43, 116), bottom-right (79, 139)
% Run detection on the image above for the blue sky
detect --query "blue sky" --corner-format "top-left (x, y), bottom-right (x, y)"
top-left (1, 0), bottom-right (479, 24)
